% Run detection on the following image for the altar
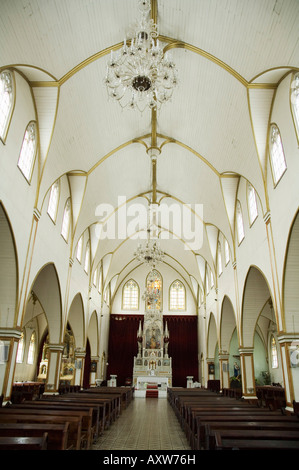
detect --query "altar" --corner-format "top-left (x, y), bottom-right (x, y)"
top-left (133, 305), bottom-right (172, 398)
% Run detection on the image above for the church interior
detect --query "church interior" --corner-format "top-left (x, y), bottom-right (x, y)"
top-left (0, 0), bottom-right (299, 452)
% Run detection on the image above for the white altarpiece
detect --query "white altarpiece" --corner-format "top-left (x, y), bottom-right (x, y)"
top-left (133, 309), bottom-right (172, 397)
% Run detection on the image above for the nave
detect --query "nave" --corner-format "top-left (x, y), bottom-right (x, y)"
top-left (92, 397), bottom-right (190, 451)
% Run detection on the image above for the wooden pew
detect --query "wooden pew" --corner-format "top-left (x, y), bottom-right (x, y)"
top-left (0, 410), bottom-right (82, 450)
top-left (8, 402), bottom-right (95, 446)
top-left (0, 433), bottom-right (48, 450)
top-left (0, 422), bottom-right (69, 450)
top-left (205, 420), bottom-right (299, 450)
top-left (78, 391), bottom-right (121, 421)
top-left (83, 387), bottom-right (134, 411)
top-left (186, 405), bottom-right (277, 446)
top-left (194, 413), bottom-right (299, 450)
top-left (214, 429), bottom-right (299, 450)
top-left (41, 394), bottom-right (111, 432)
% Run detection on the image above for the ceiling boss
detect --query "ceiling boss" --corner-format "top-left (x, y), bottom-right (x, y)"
top-left (104, 0), bottom-right (178, 112)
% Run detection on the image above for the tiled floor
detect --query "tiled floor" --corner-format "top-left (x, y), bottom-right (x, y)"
top-left (92, 397), bottom-right (191, 450)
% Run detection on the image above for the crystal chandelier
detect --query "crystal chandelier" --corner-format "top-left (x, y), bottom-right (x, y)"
top-left (104, 0), bottom-right (177, 112)
top-left (134, 228), bottom-right (164, 266)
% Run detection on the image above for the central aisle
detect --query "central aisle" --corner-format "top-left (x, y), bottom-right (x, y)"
top-left (92, 397), bottom-right (191, 451)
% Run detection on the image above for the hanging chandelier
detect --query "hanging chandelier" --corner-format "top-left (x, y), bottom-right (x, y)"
top-left (135, 229), bottom-right (164, 266)
top-left (104, 0), bottom-right (178, 112)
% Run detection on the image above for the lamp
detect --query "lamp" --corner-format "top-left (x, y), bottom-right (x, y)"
top-left (104, 0), bottom-right (177, 112)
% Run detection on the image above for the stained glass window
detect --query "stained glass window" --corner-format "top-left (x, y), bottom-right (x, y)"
top-left (84, 241), bottom-right (90, 273)
top-left (291, 72), bottom-right (299, 137)
top-left (122, 279), bottom-right (139, 310)
top-left (61, 198), bottom-right (71, 241)
top-left (169, 280), bottom-right (186, 310)
top-left (16, 332), bottom-right (24, 363)
top-left (17, 122), bottom-right (36, 181)
top-left (27, 331), bottom-right (36, 365)
top-left (218, 242), bottom-right (222, 276)
top-left (76, 236), bottom-right (83, 262)
top-left (225, 239), bottom-right (230, 265)
top-left (0, 70), bottom-right (13, 141)
top-left (269, 124), bottom-right (287, 185)
top-left (248, 184), bottom-right (258, 225)
top-left (236, 200), bottom-right (245, 244)
top-left (47, 181), bottom-right (60, 222)
top-left (146, 270), bottom-right (162, 310)
top-left (271, 335), bottom-right (278, 369)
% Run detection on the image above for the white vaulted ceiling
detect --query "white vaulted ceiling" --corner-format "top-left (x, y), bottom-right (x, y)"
top-left (1, 0), bottom-right (299, 301)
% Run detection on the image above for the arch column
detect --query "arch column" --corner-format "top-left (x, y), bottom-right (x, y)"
top-left (74, 349), bottom-right (86, 387)
top-left (219, 352), bottom-right (230, 390)
top-left (90, 356), bottom-right (100, 386)
top-left (239, 347), bottom-right (257, 400)
top-left (278, 334), bottom-right (299, 411)
top-left (44, 343), bottom-right (64, 394)
top-left (0, 328), bottom-right (22, 402)
top-left (206, 357), bottom-right (215, 381)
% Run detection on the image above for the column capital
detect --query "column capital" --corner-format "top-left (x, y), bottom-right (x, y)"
top-left (47, 343), bottom-right (65, 352)
top-left (263, 211), bottom-right (271, 224)
top-left (33, 207), bottom-right (41, 221)
top-left (0, 328), bottom-right (22, 340)
top-left (239, 346), bottom-right (254, 355)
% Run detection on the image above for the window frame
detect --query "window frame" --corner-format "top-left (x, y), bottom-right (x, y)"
top-left (236, 200), bottom-right (245, 245)
top-left (169, 279), bottom-right (186, 311)
top-left (76, 235), bottom-right (83, 263)
top-left (217, 242), bottom-right (223, 276)
top-left (122, 279), bottom-right (139, 310)
top-left (17, 121), bottom-right (37, 183)
top-left (270, 335), bottom-right (278, 369)
top-left (61, 198), bottom-right (71, 242)
top-left (146, 269), bottom-right (163, 311)
top-left (47, 180), bottom-right (60, 223)
top-left (27, 331), bottom-right (36, 365)
top-left (84, 240), bottom-right (90, 274)
top-left (247, 183), bottom-right (258, 226)
top-left (269, 123), bottom-right (287, 187)
top-left (16, 331), bottom-right (25, 364)
top-left (224, 239), bottom-right (230, 266)
top-left (290, 71), bottom-right (299, 144)
top-left (0, 69), bottom-right (15, 144)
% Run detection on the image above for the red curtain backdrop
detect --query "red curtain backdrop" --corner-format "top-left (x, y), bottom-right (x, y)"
top-left (107, 315), bottom-right (143, 386)
top-left (164, 315), bottom-right (198, 387)
top-left (107, 314), bottom-right (198, 387)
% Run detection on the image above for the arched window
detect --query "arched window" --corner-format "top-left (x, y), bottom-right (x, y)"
top-left (0, 70), bottom-right (14, 141)
top-left (61, 198), bottom-right (71, 241)
top-left (84, 241), bottom-right (90, 273)
top-left (248, 184), bottom-right (258, 225)
top-left (122, 279), bottom-right (139, 310)
top-left (236, 200), bottom-right (245, 244)
top-left (93, 268), bottom-right (98, 286)
top-left (291, 72), bottom-right (299, 138)
top-left (271, 335), bottom-right (278, 369)
top-left (224, 239), bottom-right (230, 265)
top-left (269, 124), bottom-right (287, 185)
top-left (27, 331), bottom-right (36, 365)
top-left (217, 242), bottom-right (223, 276)
top-left (17, 121), bottom-right (37, 182)
top-left (205, 268), bottom-right (210, 295)
top-left (146, 269), bottom-right (162, 310)
top-left (210, 270), bottom-right (214, 289)
top-left (76, 236), bottom-right (83, 262)
top-left (47, 181), bottom-right (60, 222)
top-left (16, 332), bottom-right (25, 363)
top-left (169, 280), bottom-right (186, 310)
